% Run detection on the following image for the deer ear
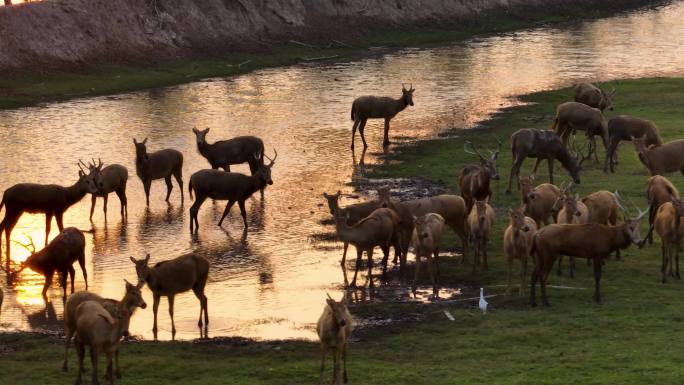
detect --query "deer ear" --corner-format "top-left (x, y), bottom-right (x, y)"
top-left (144, 254), bottom-right (151, 263)
top-left (204, 127), bottom-right (210, 134)
top-left (142, 138), bottom-right (148, 145)
top-left (124, 278), bottom-right (133, 289)
top-left (129, 256), bottom-right (136, 264)
top-left (326, 298), bottom-right (336, 307)
top-left (133, 138), bottom-right (137, 144)
top-left (78, 170), bottom-right (85, 177)
top-left (192, 127), bottom-right (198, 134)
top-left (323, 192), bottom-right (329, 198)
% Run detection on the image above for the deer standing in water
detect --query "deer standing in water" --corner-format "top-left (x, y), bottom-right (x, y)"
top-left (82, 159), bottom-right (128, 221)
top-left (133, 138), bottom-right (184, 206)
top-left (350, 84), bottom-right (415, 149)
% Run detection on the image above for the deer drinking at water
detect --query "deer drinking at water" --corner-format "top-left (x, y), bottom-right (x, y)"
top-left (350, 84), bottom-right (415, 149)
top-left (133, 138), bottom-right (184, 206)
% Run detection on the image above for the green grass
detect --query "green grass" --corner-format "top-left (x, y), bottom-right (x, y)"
top-left (0, 1), bottom-right (658, 109)
top-left (3, 77), bottom-right (684, 384)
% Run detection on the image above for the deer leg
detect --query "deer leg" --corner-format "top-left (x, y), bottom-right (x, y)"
top-left (238, 200), bottom-right (248, 230)
top-left (168, 295), bottom-right (177, 341)
top-left (520, 255), bottom-right (528, 297)
top-left (569, 257), bottom-right (576, 279)
top-left (530, 263), bottom-right (539, 307)
top-left (351, 119), bottom-right (360, 150)
top-left (192, 284), bottom-right (209, 335)
top-left (164, 176), bottom-right (173, 202)
top-left (143, 180), bottom-right (151, 206)
top-left (104, 351), bottom-right (113, 383)
top-left (114, 349), bottom-right (121, 379)
top-left (90, 347), bottom-right (99, 385)
top-left (661, 243), bottom-right (668, 283)
top-left (4, 212), bottom-right (20, 273)
top-left (547, 158), bottom-right (555, 185)
top-left (426, 254), bottom-right (438, 297)
top-left (45, 213), bottom-right (53, 246)
top-left (56, 211), bottom-right (65, 233)
top-left (592, 257), bottom-right (602, 303)
top-left (383, 118), bottom-right (391, 146)
top-left (78, 249), bottom-right (88, 291)
top-left (332, 347), bottom-right (339, 385)
top-left (115, 187), bottom-right (127, 219)
top-left (63, 321), bottom-right (74, 372)
top-left (349, 248), bottom-right (362, 287)
top-left (89, 194), bottom-right (97, 221)
top-left (217, 200), bottom-right (236, 227)
top-left (412, 251), bottom-right (421, 297)
top-left (556, 256), bottom-right (563, 276)
top-left (540, 262), bottom-right (551, 307)
top-left (358, 119), bottom-right (368, 149)
top-left (152, 294), bottom-right (160, 340)
top-left (68, 264), bottom-right (76, 294)
top-left (506, 257), bottom-right (513, 296)
top-left (506, 158), bottom-right (523, 194)
top-left (42, 270), bottom-right (54, 302)
top-left (366, 248), bottom-right (374, 287)
top-left (379, 244), bottom-right (389, 282)
top-left (102, 194), bottom-right (108, 222)
top-left (342, 344), bottom-right (348, 384)
top-left (318, 346), bottom-right (326, 385)
top-left (75, 340), bottom-right (85, 385)
top-left (174, 171), bottom-right (184, 203)
top-left (341, 242), bottom-right (349, 286)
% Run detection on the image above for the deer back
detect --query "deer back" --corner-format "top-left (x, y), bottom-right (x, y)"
top-left (137, 148), bottom-right (183, 180)
top-left (190, 169), bottom-right (263, 201)
top-left (582, 191), bottom-right (618, 225)
top-left (654, 202), bottom-right (684, 242)
top-left (98, 164), bottom-right (128, 193)
top-left (412, 213), bottom-right (445, 253)
top-left (647, 175), bottom-right (679, 209)
top-left (147, 253), bottom-right (209, 296)
top-left (352, 95), bottom-right (405, 120)
top-left (202, 136), bottom-right (264, 166)
top-left (65, 291), bottom-right (105, 334)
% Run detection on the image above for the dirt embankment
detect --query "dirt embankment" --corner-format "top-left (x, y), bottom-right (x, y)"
top-left (0, 0), bottom-right (660, 73)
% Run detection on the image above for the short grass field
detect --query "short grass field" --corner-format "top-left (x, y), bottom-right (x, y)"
top-left (2, 77), bottom-right (684, 384)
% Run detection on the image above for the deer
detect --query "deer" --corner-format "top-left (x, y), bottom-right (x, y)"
top-left (72, 300), bottom-right (133, 385)
top-left (9, 227), bottom-right (87, 303)
top-left (377, 190), bottom-right (469, 266)
top-left (63, 279), bottom-right (147, 375)
top-left (530, 202), bottom-right (646, 307)
top-left (519, 176), bottom-right (561, 226)
top-left (130, 253), bottom-right (209, 340)
top-left (653, 197), bottom-right (684, 283)
top-left (350, 84), bottom-right (415, 149)
top-left (133, 138), bottom-right (184, 206)
top-left (0, 164), bottom-right (97, 272)
top-left (317, 293), bottom-right (353, 385)
top-left (332, 207), bottom-right (400, 287)
top-left (632, 136), bottom-right (684, 176)
top-left (503, 207), bottom-right (537, 296)
top-left (507, 128), bottom-right (582, 194)
top-left (81, 159), bottom-right (128, 222)
top-left (467, 199), bottom-right (495, 272)
top-left (645, 175), bottom-right (680, 244)
top-left (553, 183), bottom-right (589, 277)
top-left (574, 82), bottom-right (616, 112)
top-left (192, 127), bottom-right (264, 173)
top-left (459, 138), bottom-right (501, 212)
top-left (411, 213), bottom-right (445, 298)
top-left (604, 115), bottom-right (662, 173)
top-left (552, 101), bottom-right (608, 162)
top-left (189, 150), bottom-right (276, 233)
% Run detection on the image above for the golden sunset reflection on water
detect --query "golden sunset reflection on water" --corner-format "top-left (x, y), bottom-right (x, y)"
top-left (1, 2), bottom-right (684, 340)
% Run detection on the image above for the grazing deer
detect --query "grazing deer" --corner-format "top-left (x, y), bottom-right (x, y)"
top-left (73, 300), bottom-right (133, 385)
top-left (130, 253), bottom-right (209, 340)
top-left (632, 136), bottom-right (684, 176)
top-left (192, 127), bottom-right (264, 173)
top-left (0, 164), bottom-right (96, 272)
top-left (317, 293), bottom-right (353, 385)
top-left (411, 213), bottom-right (445, 297)
top-left (63, 280), bottom-right (146, 375)
top-left (507, 128), bottom-right (581, 194)
top-left (604, 115), bottom-right (662, 173)
top-left (653, 198), bottom-right (684, 283)
top-left (553, 184), bottom-right (589, 277)
top-left (519, 176), bottom-right (560, 226)
top-left (574, 82), bottom-right (616, 112)
top-left (459, 138), bottom-right (501, 212)
top-left (133, 138), bottom-right (184, 206)
top-left (81, 159), bottom-right (128, 221)
top-left (552, 101), bottom-right (608, 162)
top-left (189, 150), bottom-right (276, 233)
top-left (467, 199), bottom-right (495, 272)
top-left (645, 175), bottom-right (679, 244)
top-left (10, 228), bottom-right (86, 303)
top-left (503, 207), bottom-right (537, 296)
top-left (332, 208), bottom-right (400, 287)
top-left (350, 84), bottom-right (415, 149)
top-left (530, 204), bottom-right (647, 307)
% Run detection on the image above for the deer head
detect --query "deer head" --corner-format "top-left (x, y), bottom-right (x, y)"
top-left (614, 191), bottom-right (648, 245)
top-left (601, 88), bottom-right (616, 111)
top-left (401, 84), bottom-right (415, 106)
top-left (123, 279), bottom-right (147, 310)
top-left (326, 293), bottom-right (349, 328)
top-left (464, 138), bottom-right (502, 180)
top-left (322, 190), bottom-right (342, 215)
top-left (76, 160), bottom-right (99, 194)
top-left (631, 135), bottom-right (650, 167)
top-left (255, 148), bottom-right (277, 185)
top-left (192, 127), bottom-right (210, 146)
top-left (509, 207), bottom-right (530, 235)
top-left (80, 158), bottom-right (104, 192)
top-left (129, 253), bottom-right (151, 286)
top-left (133, 137), bottom-right (149, 160)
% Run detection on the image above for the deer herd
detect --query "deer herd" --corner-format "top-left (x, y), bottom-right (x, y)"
top-left (0, 81), bottom-right (679, 384)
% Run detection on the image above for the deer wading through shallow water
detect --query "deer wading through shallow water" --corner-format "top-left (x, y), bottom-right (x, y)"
top-left (350, 84), bottom-right (414, 149)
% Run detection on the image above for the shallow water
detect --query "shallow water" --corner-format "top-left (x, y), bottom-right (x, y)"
top-left (1, 2), bottom-right (683, 340)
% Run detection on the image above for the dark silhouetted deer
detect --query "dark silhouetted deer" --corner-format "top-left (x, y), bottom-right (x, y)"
top-left (192, 127), bottom-right (264, 173)
top-left (81, 159), bottom-right (128, 221)
top-left (133, 138), bottom-right (184, 206)
top-left (350, 84), bottom-right (415, 149)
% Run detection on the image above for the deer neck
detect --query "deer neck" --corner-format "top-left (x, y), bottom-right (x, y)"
top-left (65, 179), bottom-right (89, 207)
top-left (143, 269), bottom-right (159, 290)
top-left (556, 148), bottom-right (574, 170)
top-left (334, 215), bottom-right (363, 244)
top-left (394, 96), bottom-right (409, 114)
top-left (614, 224), bottom-right (632, 249)
top-left (197, 141), bottom-right (213, 157)
top-left (247, 174), bottom-right (267, 195)
top-left (521, 186), bottom-right (532, 204)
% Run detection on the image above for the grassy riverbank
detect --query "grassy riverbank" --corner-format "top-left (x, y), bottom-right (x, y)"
top-left (0, 2), bottom-right (660, 109)
top-left (3, 77), bottom-right (684, 384)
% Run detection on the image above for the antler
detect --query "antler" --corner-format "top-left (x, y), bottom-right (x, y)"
top-left (614, 190), bottom-right (630, 215)
top-left (464, 140), bottom-right (486, 159)
top-left (264, 148), bottom-right (278, 166)
top-left (573, 141), bottom-right (591, 166)
top-left (13, 235), bottom-right (36, 255)
top-left (488, 135), bottom-right (502, 156)
top-left (77, 159), bottom-right (88, 173)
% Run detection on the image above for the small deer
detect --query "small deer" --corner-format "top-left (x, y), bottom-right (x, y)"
top-left (130, 253), bottom-right (209, 340)
top-left (632, 136), bottom-right (684, 176)
top-left (467, 199), bottom-right (495, 272)
top-left (189, 150), bottom-right (276, 233)
top-left (653, 198), bottom-right (684, 283)
top-left (553, 183), bottom-right (589, 278)
top-left (604, 115), bottom-right (662, 173)
top-left (81, 159), bottom-right (128, 221)
top-left (574, 82), bottom-right (616, 112)
top-left (133, 138), bottom-right (184, 206)
top-left (506, 128), bottom-right (581, 194)
top-left (63, 279), bottom-right (147, 375)
top-left (317, 293), bottom-right (353, 385)
top-left (350, 84), bottom-right (415, 149)
top-left (411, 213), bottom-right (445, 297)
top-left (459, 138), bottom-right (501, 212)
top-left (552, 101), bottom-right (608, 162)
top-left (645, 175), bottom-right (680, 244)
top-left (10, 228), bottom-right (86, 303)
top-left (503, 207), bottom-right (537, 296)
top-left (192, 127), bottom-right (264, 173)
top-left (519, 176), bottom-right (561, 226)
top-left (0, 164), bottom-right (97, 272)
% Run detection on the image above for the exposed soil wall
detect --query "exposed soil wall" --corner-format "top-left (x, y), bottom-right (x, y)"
top-left (0, 0), bottom-right (661, 73)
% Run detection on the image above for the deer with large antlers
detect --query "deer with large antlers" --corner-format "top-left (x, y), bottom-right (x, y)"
top-left (0, 164), bottom-right (96, 272)
top-left (506, 128), bottom-right (582, 194)
top-left (350, 84), bottom-right (415, 149)
top-left (133, 138), bottom-right (184, 206)
top-left (81, 159), bottom-right (129, 222)
top-left (189, 150), bottom-right (276, 233)
top-left (530, 197), bottom-right (647, 307)
top-left (459, 138), bottom-right (501, 212)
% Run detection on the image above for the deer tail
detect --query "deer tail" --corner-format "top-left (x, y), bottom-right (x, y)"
top-left (188, 179), bottom-right (194, 200)
top-left (0, 196), bottom-right (4, 214)
top-left (350, 102), bottom-right (356, 121)
top-left (551, 116), bottom-right (559, 132)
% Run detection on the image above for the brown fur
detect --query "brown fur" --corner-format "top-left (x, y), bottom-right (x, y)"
top-left (192, 127), bottom-right (264, 173)
top-left (503, 208), bottom-right (537, 296)
top-left (460, 140), bottom-right (501, 212)
top-left (317, 294), bottom-right (354, 385)
top-left (604, 115), bottom-right (662, 172)
top-left (654, 199), bottom-right (684, 283)
top-left (646, 175), bottom-right (680, 244)
top-left (411, 213), bottom-right (445, 297)
top-left (131, 253), bottom-right (209, 340)
top-left (467, 200), bottom-right (495, 272)
top-left (350, 85), bottom-right (414, 149)
top-left (552, 101), bottom-right (608, 162)
top-left (133, 137), bottom-right (184, 206)
top-left (520, 177), bottom-right (561, 227)
top-left (574, 82), bottom-right (615, 112)
top-left (84, 160), bottom-right (129, 221)
top-left (554, 190), bottom-right (589, 277)
top-left (632, 136), bottom-right (684, 176)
